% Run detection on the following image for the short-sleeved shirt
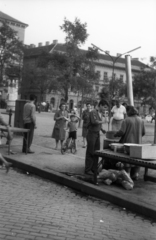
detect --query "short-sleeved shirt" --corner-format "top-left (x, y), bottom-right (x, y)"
top-left (111, 105), bottom-right (126, 120)
top-left (68, 119), bottom-right (78, 132)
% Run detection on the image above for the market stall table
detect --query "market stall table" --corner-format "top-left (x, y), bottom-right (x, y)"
top-left (0, 125), bottom-right (30, 155)
top-left (94, 149), bottom-right (156, 185)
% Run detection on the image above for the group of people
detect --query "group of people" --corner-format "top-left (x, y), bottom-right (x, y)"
top-left (1, 95), bottom-right (145, 190)
top-left (84, 99), bottom-right (145, 189)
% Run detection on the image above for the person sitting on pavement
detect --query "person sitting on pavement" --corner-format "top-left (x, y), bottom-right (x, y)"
top-left (0, 114), bottom-right (12, 172)
top-left (64, 113), bottom-right (80, 152)
top-left (97, 162), bottom-right (134, 190)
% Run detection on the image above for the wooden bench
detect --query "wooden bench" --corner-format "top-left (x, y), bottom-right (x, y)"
top-left (0, 125), bottom-right (30, 155)
top-left (94, 149), bottom-right (156, 185)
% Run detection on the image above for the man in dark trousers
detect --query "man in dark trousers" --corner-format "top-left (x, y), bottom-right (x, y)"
top-left (85, 100), bottom-right (108, 174)
top-left (22, 95), bottom-right (36, 153)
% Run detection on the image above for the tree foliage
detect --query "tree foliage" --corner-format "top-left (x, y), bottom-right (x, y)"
top-left (133, 70), bottom-right (156, 109)
top-left (99, 77), bottom-right (126, 106)
top-left (0, 22), bottom-right (23, 84)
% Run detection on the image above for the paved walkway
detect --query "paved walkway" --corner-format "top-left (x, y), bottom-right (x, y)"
top-left (0, 110), bottom-right (156, 220)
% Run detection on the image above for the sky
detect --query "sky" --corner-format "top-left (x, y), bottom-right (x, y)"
top-left (0, 0), bottom-right (156, 64)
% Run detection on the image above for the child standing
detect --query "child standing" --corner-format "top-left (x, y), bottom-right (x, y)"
top-left (66, 114), bottom-right (80, 151)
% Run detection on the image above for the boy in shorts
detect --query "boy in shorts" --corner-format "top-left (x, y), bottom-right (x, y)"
top-left (66, 114), bottom-right (80, 151)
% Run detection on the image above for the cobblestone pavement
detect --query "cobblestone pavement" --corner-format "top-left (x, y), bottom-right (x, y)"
top-left (0, 169), bottom-right (156, 240)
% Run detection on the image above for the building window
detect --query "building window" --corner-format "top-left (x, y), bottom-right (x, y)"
top-left (103, 72), bottom-right (108, 82)
top-left (120, 75), bottom-right (124, 81)
top-left (96, 71), bottom-right (101, 79)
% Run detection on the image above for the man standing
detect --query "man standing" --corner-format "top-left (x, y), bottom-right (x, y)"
top-left (111, 99), bottom-right (126, 131)
top-left (82, 102), bottom-right (91, 148)
top-left (22, 95), bottom-right (36, 153)
top-left (85, 100), bottom-right (108, 174)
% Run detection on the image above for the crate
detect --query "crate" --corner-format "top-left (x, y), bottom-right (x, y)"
top-left (130, 144), bottom-right (156, 159)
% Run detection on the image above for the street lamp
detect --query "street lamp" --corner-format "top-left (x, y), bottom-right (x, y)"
top-left (91, 43), bottom-right (141, 97)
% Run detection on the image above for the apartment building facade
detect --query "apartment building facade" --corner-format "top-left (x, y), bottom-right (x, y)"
top-left (22, 41), bottom-right (149, 111)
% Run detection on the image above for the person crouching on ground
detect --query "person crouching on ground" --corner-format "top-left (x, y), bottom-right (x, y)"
top-left (85, 100), bottom-right (108, 175)
top-left (97, 162), bottom-right (134, 190)
top-left (65, 114), bottom-right (80, 152)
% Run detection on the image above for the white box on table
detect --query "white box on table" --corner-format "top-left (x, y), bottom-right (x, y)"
top-left (130, 144), bottom-right (156, 159)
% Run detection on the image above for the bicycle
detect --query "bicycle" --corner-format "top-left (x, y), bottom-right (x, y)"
top-left (61, 137), bottom-right (76, 154)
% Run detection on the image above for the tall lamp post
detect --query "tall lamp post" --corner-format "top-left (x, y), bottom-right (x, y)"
top-left (91, 43), bottom-right (141, 98)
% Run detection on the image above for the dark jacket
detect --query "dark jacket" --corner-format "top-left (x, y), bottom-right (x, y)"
top-left (88, 109), bottom-right (102, 132)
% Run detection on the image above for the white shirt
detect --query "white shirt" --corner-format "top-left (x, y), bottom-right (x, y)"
top-left (111, 105), bottom-right (126, 120)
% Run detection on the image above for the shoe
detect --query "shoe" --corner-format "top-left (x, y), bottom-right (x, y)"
top-left (27, 150), bottom-right (35, 154)
top-left (84, 170), bottom-right (94, 175)
top-left (5, 163), bottom-right (12, 173)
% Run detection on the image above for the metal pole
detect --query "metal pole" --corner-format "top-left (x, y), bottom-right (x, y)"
top-left (125, 55), bottom-right (134, 106)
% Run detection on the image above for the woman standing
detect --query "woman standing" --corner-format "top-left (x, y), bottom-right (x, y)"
top-left (52, 103), bottom-right (69, 149)
top-left (82, 103), bottom-right (91, 148)
top-left (114, 105), bottom-right (145, 180)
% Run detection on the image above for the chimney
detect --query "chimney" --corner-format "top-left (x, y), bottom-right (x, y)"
top-left (105, 51), bottom-right (110, 55)
top-left (53, 40), bottom-right (58, 45)
top-left (30, 44), bottom-right (36, 48)
top-left (117, 53), bottom-right (121, 57)
top-left (38, 42), bottom-right (42, 47)
top-left (45, 41), bottom-right (49, 46)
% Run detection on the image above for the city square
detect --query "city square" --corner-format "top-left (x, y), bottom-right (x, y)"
top-left (0, 0), bottom-right (156, 239)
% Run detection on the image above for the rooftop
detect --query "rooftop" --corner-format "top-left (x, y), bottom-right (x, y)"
top-left (0, 11), bottom-right (28, 27)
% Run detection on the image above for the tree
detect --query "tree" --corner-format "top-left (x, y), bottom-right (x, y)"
top-left (133, 69), bottom-right (156, 144)
top-left (99, 77), bottom-right (126, 105)
top-left (98, 77), bottom-right (126, 129)
top-left (0, 22), bottom-right (23, 85)
top-left (133, 70), bottom-right (156, 109)
top-left (21, 51), bottom-right (57, 101)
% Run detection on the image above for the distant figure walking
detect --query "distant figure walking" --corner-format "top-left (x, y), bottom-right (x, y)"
top-left (22, 94), bottom-right (37, 154)
top-left (52, 103), bottom-right (69, 150)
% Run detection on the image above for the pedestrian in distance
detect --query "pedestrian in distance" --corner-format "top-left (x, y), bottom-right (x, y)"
top-left (22, 94), bottom-right (37, 154)
top-left (52, 103), bottom-right (69, 150)
top-left (82, 102), bottom-right (91, 148)
top-left (85, 99), bottom-right (108, 175)
top-left (111, 99), bottom-right (126, 131)
top-left (0, 114), bottom-right (12, 172)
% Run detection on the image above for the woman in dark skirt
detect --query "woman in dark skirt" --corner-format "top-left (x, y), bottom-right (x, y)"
top-left (52, 103), bottom-right (69, 149)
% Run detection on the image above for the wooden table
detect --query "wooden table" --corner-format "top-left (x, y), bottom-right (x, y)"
top-left (94, 149), bottom-right (156, 185)
top-left (0, 125), bottom-right (30, 154)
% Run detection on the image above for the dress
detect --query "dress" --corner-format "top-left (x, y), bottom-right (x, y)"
top-left (111, 105), bottom-right (126, 131)
top-left (85, 109), bottom-right (103, 173)
top-left (52, 110), bottom-right (68, 141)
top-left (82, 109), bottom-right (90, 137)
